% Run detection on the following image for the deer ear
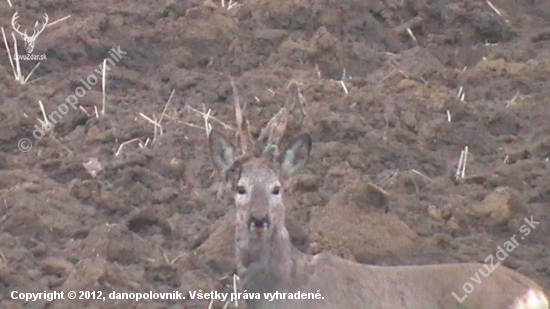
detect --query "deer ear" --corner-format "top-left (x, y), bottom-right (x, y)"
top-left (209, 131), bottom-right (236, 171)
top-left (280, 134), bottom-right (312, 176)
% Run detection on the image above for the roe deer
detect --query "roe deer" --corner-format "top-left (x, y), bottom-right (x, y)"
top-left (208, 131), bottom-right (549, 309)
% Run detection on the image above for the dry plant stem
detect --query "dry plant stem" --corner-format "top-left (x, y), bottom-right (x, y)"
top-left (204, 108), bottom-right (212, 138)
top-left (222, 300), bottom-right (231, 309)
top-left (158, 89), bottom-right (175, 124)
top-left (169, 253), bottom-right (186, 265)
top-left (461, 146), bottom-right (468, 178)
top-left (410, 169), bottom-right (432, 182)
top-left (392, 16), bottom-right (423, 35)
top-left (183, 122), bottom-right (206, 131)
top-left (315, 64), bottom-right (321, 78)
top-left (388, 61), bottom-right (410, 79)
top-left (457, 86), bottom-right (464, 98)
top-left (1, 27), bottom-right (16, 80)
top-left (486, 0), bottom-right (502, 16)
top-left (185, 105), bottom-right (234, 131)
top-left (0, 247), bottom-right (7, 265)
top-left (38, 100), bottom-right (51, 126)
top-left (115, 138), bottom-right (142, 156)
top-left (47, 15), bottom-right (71, 27)
top-left (455, 146), bottom-right (469, 179)
top-left (339, 80), bottom-right (348, 96)
top-left (79, 106), bottom-right (90, 116)
top-left (6, 0), bottom-right (12, 7)
top-left (233, 273), bottom-right (239, 307)
top-left (101, 59), bottom-right (106, 116)
top-left (378, 69), bottom-right (397, 84)
top-left (456, 149), bottom-right (465, 179)
top-left (139, 112), bottom-right (158, 126)
top-left (388, 60), bottom-right (428, 84)
top-left (227, 0), bottom-right (238, 10)
top-left (12, 33), bottom-right (22, 82)
top-left (24, 62), bottom-right (41, 83)
top-left (406, 28), bottom-right (418, 43)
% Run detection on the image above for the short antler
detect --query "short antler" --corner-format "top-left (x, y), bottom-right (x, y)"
top-left (231, 79), bottom-right (253, 161)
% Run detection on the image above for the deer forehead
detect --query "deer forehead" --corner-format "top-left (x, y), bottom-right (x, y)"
top-left (238, 161), bottom-right (281, 186)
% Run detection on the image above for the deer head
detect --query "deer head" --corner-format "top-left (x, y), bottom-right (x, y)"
top-left (209, 131), bottom-right (312, 245)
top-left (12, 11), bottom-right (49, 54)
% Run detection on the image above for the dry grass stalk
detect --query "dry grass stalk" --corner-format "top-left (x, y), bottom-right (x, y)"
top-left (115, 138), bottom-right (145, 156)
top-left (101, 59), bottom-right (106, 116)
top-left (47, 15), bottom-right (71, 27)
top-left (185, 105), bottom-right (234, 131)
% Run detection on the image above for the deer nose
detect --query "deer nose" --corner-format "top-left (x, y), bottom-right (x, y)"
top-left (248, 214), bottom-right (270, 230)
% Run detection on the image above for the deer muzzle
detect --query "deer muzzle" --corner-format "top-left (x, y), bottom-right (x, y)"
top-left (247, 214), bottom-right (270, 233)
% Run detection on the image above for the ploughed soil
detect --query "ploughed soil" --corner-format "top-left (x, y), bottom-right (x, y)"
top-left (1, 0), bottom-right (550, 308)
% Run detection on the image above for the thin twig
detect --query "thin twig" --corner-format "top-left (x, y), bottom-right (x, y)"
top-left (139, 112), bottom-right (162, 142)
top-left (139, 112), bottom-right (157, 125)
top-left (47, 15), bottom-right (71, 27)
top-left (222, 300), bottom-right (231, 309)
top-left (233, 273), bottom-right (240, 307)
top-left (410, 169), bottom-right (432, 182)
top-left (204, 108), bottom-right (212, 138)
top-left (406, 28), bottom-right (418, 44)
top-left (485, 0), bottom-right (502, 16)
top-left (38, 100), bottom-right (51, 126)
top-left (101, 59), bottom-right (106, 116)
top-left (0, 248), bottom-right (7, 265)
top-left (461, 146), bottom-right (468, 178)
top-left (339, 80), bottom-right (348, 96)
top-left (456, 149), bottom-right (465, 180)
top-left (115, 138), bottom-right (142, 156)
top-left (78, 106), bottom-right (90, 116)
top-left (1, 27), bottom-right (17, 80)
top-left (158, 89), bottom-right (175, 124)
top-left (185, 105), bottom-right (234, 130)
top-left (183, 122), bottom-right (206, 130)
top-left (12, 32), bottom-right (22, 82)
top-left (23, 62), bottom-right (41, 83)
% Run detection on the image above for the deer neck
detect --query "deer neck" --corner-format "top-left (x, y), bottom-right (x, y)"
top-left (236, 221), bottom-right (296, 292)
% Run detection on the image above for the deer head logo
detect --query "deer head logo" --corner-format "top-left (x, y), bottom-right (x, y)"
top-left (12, 11), bottom-right (49, 54)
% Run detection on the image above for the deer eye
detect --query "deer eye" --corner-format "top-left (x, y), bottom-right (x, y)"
top-left (272, 186), bottom-right (281, 195)
top-left (236, 185), bottom-right (247, 195)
